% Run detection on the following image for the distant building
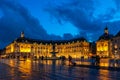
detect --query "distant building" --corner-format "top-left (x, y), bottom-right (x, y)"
top-left (96, 27), bottom-right (113, 58)
top-left (56, 38), bottom-right (90, 58)
top-left (5, 32), bottom-right (90, 59)
top-left (111, 31), bottom-right (120, 58)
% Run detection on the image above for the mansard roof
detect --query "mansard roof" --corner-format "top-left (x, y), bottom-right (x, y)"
top-left (98, 33), bottom-right (113, 41)
top-left (115, 31), bottom-right (120, 37)
top-left (14, 37), bottom-right (53, 44)
top-left (13, 37), bottom-right (88, 44)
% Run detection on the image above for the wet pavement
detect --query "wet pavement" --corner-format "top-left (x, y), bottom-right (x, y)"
top-left (0, 59), bottom-right (120, 80)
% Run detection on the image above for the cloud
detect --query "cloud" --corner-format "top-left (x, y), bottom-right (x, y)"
top-left (114, 0), bottom-right (120, 9)
top-left (45, 0), bottom-right (101, 31)
top-left (45, 0), bottom-right (103, 39)
top-left (0, 0), bottom-right (81, 48)
top-left (1, 0), bottom-right (120, 48)
top-left (0, 0), bottom-right (63, 48)
top-left (45, 0), bottom-right (120, 41)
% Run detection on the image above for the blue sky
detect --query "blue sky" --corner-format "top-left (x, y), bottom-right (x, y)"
top-left (18, 0), bottom-right (79, 36)
top-left (0, 0), bottom-right (120, 48)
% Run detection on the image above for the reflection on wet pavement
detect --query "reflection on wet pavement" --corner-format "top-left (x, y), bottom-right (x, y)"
top-left (0, 59), bottom-right (120, 80)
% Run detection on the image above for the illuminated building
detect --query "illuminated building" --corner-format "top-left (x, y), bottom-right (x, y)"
top-left (111, 31), bottom-right (120, 58)
top-left (55, 38), bottom-right (90, 58)
top-left (96, 27), bottom-right (113, 58)
top-left (5, 32), bottom-right (90, 59)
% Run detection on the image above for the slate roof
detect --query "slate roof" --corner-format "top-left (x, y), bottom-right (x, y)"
top-left (115, 31), bottom-right (120, 37)
top-left (13, 37), bottom-right (88, 45)
top-left (98, 33), bottom-right (113, 41)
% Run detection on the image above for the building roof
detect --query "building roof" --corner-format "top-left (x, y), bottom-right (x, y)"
top-left (13, 37), bottom-right (88, 45)
top-left (98, 33), bottom-right (113, 41)
top-left (115, 31), bottom-right (120, 37)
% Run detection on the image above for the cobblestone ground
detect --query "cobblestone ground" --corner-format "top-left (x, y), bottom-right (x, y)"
top-left (0, 59), bottom-right (120, 80)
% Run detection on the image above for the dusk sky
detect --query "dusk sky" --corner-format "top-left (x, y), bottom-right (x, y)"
top-left (0, 0), bottom-right (120, 49)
